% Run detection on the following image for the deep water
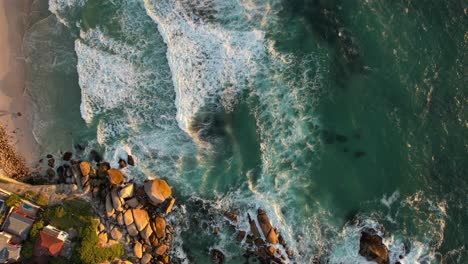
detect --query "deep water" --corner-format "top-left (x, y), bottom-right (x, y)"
top-left (25, 0), bottom-right (467, 263)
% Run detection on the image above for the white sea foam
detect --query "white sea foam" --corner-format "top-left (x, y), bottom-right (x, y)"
top-left (143, 0), bottom-right (267, 134)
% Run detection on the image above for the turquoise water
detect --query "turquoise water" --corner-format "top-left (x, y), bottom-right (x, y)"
top-left (25, 0), bottom-right (466, 263)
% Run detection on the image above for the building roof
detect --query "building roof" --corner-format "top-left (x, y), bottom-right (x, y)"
top-left (34, 229), bottom-right (65, 257)
top-left (0, 232), bottom-right (21, 263)
top-left (3, 212), bottom-right (34, 240)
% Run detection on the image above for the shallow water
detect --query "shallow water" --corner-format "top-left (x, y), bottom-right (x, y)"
top-left (25, 0), bottom-right (467, 263)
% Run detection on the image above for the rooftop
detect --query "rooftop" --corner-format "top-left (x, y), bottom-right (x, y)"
top-left (3, 211), bottom-right (34, 241)
top-left (0, 232), bottom-right (21, 263)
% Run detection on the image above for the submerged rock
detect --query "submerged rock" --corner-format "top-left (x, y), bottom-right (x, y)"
top-left (144, 179), bottom-right (172, 205)
top-left (223, 211), bottom-right (239, 224)
top-left (119, 159), bottom-right (127, 168)
top-left (359, 230), bottom-right (389, 264)
top-left (63, 151), bottom-right (73, 161)
top-left (127, 155), bottom-right (135, 166)
top-left (211, 249), bottom-right (225, 264)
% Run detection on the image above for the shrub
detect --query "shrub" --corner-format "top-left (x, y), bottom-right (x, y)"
top-left (49, 256), bottom-right (69, 264)
top-left (5, 194), bottom-right (21, 208)
top-left (35, 192), bottom-right (49, 206)
top-left (24, 190), bottom-right (36, 200)
top-left (21, 241), bottom-right (34, 260)
top-left (55, 206), bottom-right (66, 218)
top-left (30, 220), bottom-right (44, 239)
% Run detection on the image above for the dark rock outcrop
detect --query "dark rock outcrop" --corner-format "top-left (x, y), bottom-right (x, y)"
top-left (359, 230), bottom-right (389, 264)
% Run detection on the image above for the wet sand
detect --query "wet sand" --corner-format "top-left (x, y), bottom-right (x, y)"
top-left (0, 0), bottom-right (38, 170)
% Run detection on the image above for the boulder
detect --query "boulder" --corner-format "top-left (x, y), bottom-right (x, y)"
top-left (211, 249), bottom-right (225, 264)
top-left (79, 161), bottom-right (92, 177)
top-left (257, 209), bottom-right (279, 244)
top-left (98, 223), bottom-right (106, 232)
top-left (62, 152), bottom-right (73, 161)
top-left (140, 224), bottom-right (153, 241)
top-left (124, 210), bottom-right (134, 226)
top-left (126, 223), bottom-right (139, 237)
top-left (141, 253), bottom-right (152, 264)
top-left (71, 165), bottom-right (83, 189)
top-left (224, 211), bottom-right (239, 224)
top-left (111, 190), bottom-right (124, 212)
top-left (111, 227), bottom-right (123, 241)
top-left (134, 241), bottom-right (143, 259)
top-left (132, 208), bottom-right (150, 231)
top-left (154, 244), bottom-right (168, 256)
top-left (98, 232), bottom-right (108, 246)
top-left (105, 193), bottom-right (115, 217)
top-left (247, 213), bottom-right (261, 238)
top-left (126, 197), bottom-right (140, 208)
top-left (236, 230), bottom-right (246, 242)
top-left (119, 183), bottom-right (134, 199)
top-left (359, 230), bottom-right (389, 264)
top-left (98, 162), bottom-right (110, 178)
top-left (151, 217), bottom-right (166, 239)
top-left (107, 169), bottom-right (125, 185)
top-left (162, 197), bottom-right (176, 215)
top-left (144, 179), bottom-right (172, 205)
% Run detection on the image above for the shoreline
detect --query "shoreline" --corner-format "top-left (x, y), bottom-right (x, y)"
top-left (0, 0), bottom-right (39, 168)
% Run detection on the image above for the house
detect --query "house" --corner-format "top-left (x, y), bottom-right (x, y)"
top-left (2, 211), bottom-right (34, 242)
top-left (0, 232), bottom-right (21, 263)
top-left (34, 225), bottom-right (68, 257)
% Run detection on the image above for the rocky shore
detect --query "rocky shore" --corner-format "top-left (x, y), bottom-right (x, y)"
top-left (0, 124), bottom-right (30, 178)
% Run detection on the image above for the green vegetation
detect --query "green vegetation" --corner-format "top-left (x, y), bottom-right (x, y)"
top-left (35, 192), bottom-right (49, 206)
top-left (49, 256), bottom-right (69, 264)
top-left (77, 219), bottom-right (124, 264)
top-left (20, 241), bottom-right (34, 260)
top-left (30, 220), bottom-right (44, 240)
top-left (24, 190), bottom-right (36, 200)
top-left (39, 199), bottom-right (124, 263)
top-left (5, 193), bottom-right (21, 207)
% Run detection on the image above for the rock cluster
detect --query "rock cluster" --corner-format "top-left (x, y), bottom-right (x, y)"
top-left (63, 153), bottom-right (176, 264)
top-left (223, 208), bottom-right (293, 264)
top-left (0, 125), bottom-right (30, 178)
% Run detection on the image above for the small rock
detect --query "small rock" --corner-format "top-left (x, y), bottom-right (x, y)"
top-left (134, 241), bottom-right (143, 259)
top-left (162, 197), bottom-right (176, 215)
top-left (154, 244), bottom-right (168, 256)
top-left (46, 168), bottom-right (56, 179)
top-left (213, 226), bottom-right (220, 234)
top-left (111, 227), bottom-right (123, 241)
top-left (236, 230), bottom-right (246, 242)
top-left (124, 210), bottom-right (134, 226)
top-left (48, 158), bottom-right (55, 168)
top-left (140, 253), bottom-right (152, 264)
top-left (211, 249), bottom-right (225, 264)
top-left (98, 162), bottom-right (111, 178)
top-left (223, 211), bottom-right (239, 224)
top-left (98, 223), bottom-right (106, 232)
top-left (127, 155), bottom-right (135, 166)
top-left (126, 223), bottom-right (139, 237)
top-left (107, 169), bottom-right (125, 185)
top-left (267, 246), bottom-right (276, 255)
top-left (117, 213), bottom-right (124, 226)
top-left (119, 159), bottom-right (127, 168)
top-left (126, 197), bottom-right (140, 208)
top-left (106, 194), bottom-right (115, 217)
top-left (152, 217), bottom-right (166, 239)
top-left (98, 232), bottom-right (108, 246)
top-left (140, 224), bottom-right (153, 240)
top-left (111, 190), bottom-right (124, 212)
top-left (62, 152), bottom-right (73, 161)
top-left (90, 150), bottom-right (102, 163)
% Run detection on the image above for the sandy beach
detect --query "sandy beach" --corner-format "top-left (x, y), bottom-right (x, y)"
top-left (0, 0), bottom-right (38, 170)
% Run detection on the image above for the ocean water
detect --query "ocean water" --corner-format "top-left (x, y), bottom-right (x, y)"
top-left (24, 0), bottom-right (466, 263)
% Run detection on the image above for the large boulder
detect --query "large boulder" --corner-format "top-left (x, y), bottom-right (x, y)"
top-left (144, 179), bottom-right (172, 205)
top-left (108, 169), bottom-right (125, 185)
top-left (151, 217), bottom-right (166, 239)
top-left (119, 183), bottom-right (134, 199)
top-left (134, 241), bottom-right (143, 259)
top-left (105, 194), bottom-right (115, 217)
top-left (132, 209), bottom-right (150, 231)
top-left (111, 190), bottom-right (124, 212)
top-left (359, 230), bottom-right (389, 264)
top-left (257, 209), bottom-right (278, 244)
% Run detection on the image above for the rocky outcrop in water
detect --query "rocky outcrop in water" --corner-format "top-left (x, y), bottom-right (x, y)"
top-left (359, 229), bottom-right (389, 264)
